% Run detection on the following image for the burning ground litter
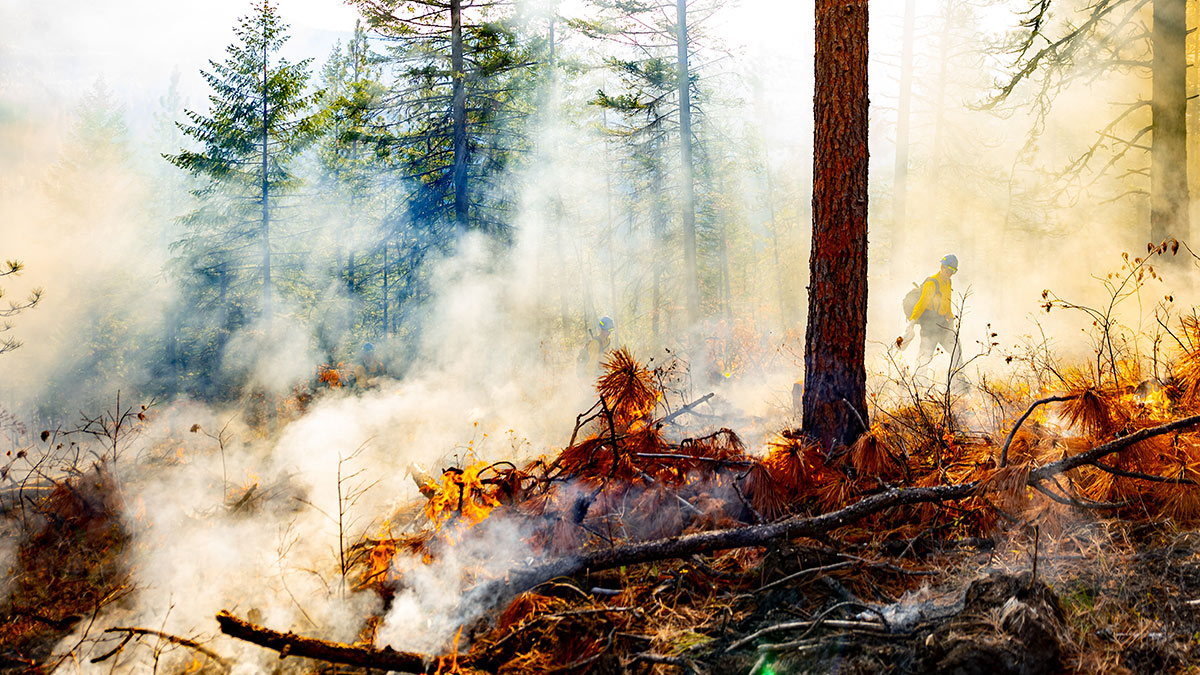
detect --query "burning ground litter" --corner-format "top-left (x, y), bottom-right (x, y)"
top-left (16, 318), bottom-right (1200, 673)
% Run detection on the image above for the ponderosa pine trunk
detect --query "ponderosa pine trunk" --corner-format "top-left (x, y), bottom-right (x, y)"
top-left (451, 0), bottom-right (469, 235)
top-left (1151, 0), bottom-right (1189, 247)
top-left (802, 0), bottom-right (870, 451)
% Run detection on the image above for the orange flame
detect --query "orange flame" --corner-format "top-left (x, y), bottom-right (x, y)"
top-left (424, 462), bottom-right (500, 539)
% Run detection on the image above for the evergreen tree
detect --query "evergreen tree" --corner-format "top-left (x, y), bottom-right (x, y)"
top-left (167, 0), bottom-right (323, 328)
top-left (166, 0), bottom-right (322, 396)
top-left (350, 0), bottom-right (539, 239)
top-left (578, 0), bottom-right (721, 334)
top-left (316, 23), bottom-right (391, 346)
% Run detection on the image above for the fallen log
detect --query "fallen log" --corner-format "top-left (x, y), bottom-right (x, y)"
top-left (215, 610), bottom-right (453, 674)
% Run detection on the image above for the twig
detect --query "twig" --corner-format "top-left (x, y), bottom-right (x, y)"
top-left (732, 482), bottom-right (764, 524)
top-left (657, 392), bottom-right (716, 426)
top-left (1031, 481), bottom-right (1126, 509)
top-left (632, 652), bottom-right (690, 668)
top-left (1090, 460), bottom-right (1197, 484)
top-left (546, 627), bottom-right (616, 672)
top-left (1000, 395), bottom-right (1077, 467)
top-left (94, 627), bottom-right (229, 669)
top-left (754, 561), bottom-right (855, 594)
top-left (726, 601), bottom-right (882, 652)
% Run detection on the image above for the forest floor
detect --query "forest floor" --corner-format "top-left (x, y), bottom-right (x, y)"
top-left (10, 344), bottom-right (1200, 673)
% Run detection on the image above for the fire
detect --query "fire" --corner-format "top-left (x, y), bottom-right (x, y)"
top-left (317, 363), bottom-right (346, 388)
top-left (358, 521), bottom-right (398, 590)
top-left (424, 461), bottom-right (500, 537)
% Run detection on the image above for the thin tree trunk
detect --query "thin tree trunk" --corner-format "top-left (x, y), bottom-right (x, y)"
top-left (676, 0), bottom-right (700, 330)
top-left (765, 160), bottom-right (788, 332)
top-left (452, 0), bottom-right (469, 235)
top-left (261, 35), bottom-right (272, 321)
top-left (802, 0), bottom-right (870, 451)
top-left (651, 139), bottom-right (665, 344)
top-left (382, 242), bottom-right (389, 336)
top-left (891, 0), bottom-right (916, 279)
top-left (1151, 0), bottom-right (1190, 246)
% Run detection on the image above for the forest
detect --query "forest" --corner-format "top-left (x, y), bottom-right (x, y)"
top-left (7, 0), bottom-right (1200, 672)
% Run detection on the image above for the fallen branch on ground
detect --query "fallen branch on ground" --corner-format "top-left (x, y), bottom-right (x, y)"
top-left (220, 413), bottom-right (1200, 670)
top-left (216, 610), bottom-right (454, 674)
top-left (471, 412), bottom-right (1200, 609)
top-left (1000, 394), bottom-right (1077, 467)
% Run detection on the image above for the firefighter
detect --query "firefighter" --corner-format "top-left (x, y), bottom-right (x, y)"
top-left (354, 342), bottom-right (385, 389)
top-left (899, 254), bottom-right (964, 386)
top-left (578, 316), bottom-right (615, 376)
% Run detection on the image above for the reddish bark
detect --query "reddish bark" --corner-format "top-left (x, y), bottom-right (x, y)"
top-left (802, 0), bottom-right (870, 450)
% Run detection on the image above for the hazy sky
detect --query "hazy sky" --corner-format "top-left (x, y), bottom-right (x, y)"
top-left (0, 0), bottom-right (815, 133)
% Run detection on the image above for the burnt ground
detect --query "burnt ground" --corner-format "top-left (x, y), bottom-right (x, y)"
top-left (8, 469), bottom-right (1200, 673)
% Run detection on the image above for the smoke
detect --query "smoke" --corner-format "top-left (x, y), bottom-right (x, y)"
top-left (2, 0), bottom-right (1195, 669)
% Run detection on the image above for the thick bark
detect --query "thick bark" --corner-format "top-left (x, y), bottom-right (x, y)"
top-left (676, 0), bottom-right (700, 329)
top-left (1151, 0), bottom-right (1189, 245)
top-left (216, 611), bottom-right (445, 673)
top-left (802, 0), bottom-right (870, 450)
top-left (452, 0), bottom-right (468, 235)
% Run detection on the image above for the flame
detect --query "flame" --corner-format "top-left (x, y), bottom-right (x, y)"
top-left (424, 461), bottom-right (500, 539)
top-left (318, 363), bottom-right (345, 388)
top-left (432, 626), bottom-right (465, 675)
top-left (358, 520), bottom-right (397, 590)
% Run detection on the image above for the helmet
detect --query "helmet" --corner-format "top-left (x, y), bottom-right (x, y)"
top-left (363, 342), bottom-right (375, 353)
top-left (940, 254), bottom-right (958, 271)
top-left (598, 316), bottom-right (615, 332)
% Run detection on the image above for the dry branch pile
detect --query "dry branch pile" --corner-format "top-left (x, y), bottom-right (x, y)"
top-left (207, 341), bottom-right (1200, 674)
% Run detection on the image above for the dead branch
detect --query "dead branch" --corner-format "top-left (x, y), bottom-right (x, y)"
top-left (474, 413), bottom-right (1200, 609)
top-left (1091, 459), bottom-right (1197, 485)
top-left (1000, 394), bottom-right (1077, 467)
top-left (1028, 413), bottom-right (1200, 481)
top-left (215, 610), bottom-right (450, 673)
top-left (657, 392), bottom-right (715, 426)
top-left (93, 627), bottom-right (229, 669)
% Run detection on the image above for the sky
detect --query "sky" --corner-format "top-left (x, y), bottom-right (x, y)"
top-left (0, 0), bottom-right (814, 134)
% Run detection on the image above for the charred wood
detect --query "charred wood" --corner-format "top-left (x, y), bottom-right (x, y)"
top-left (215, 610), bottom-right (457, 674)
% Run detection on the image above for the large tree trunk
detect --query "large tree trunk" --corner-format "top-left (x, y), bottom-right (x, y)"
top-left (451, 0), bottom-right (469, 235)
top-left (802, 0), bottom-right (870, 451)
top-left (1151, 0), bottom-right (1189, 246)
top-left (676, 0), bottom-right (700, 330)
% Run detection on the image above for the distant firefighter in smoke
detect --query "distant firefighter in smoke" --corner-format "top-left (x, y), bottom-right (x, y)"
top-left (354, 342), bottom-right (386, 389)
top-left (577, 315), bottom-right (615, 377)
top-left (899, 254), bottom-right (964, 388)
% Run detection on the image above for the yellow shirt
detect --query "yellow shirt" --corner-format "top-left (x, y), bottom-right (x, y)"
top-left (908, 275), bottom-right (952, 322)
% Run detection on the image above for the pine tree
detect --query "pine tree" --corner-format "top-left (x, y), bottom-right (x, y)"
top-left (167, 0), bottom-right (323, 331)
top-left (803, 0), bottom-right (869, 451)
top-left (350, 0), bottom-right (538, 239)
top-left (316, 23), bottom-right (391, 345)
top-left (578, 0), bottom-right (721, 335)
